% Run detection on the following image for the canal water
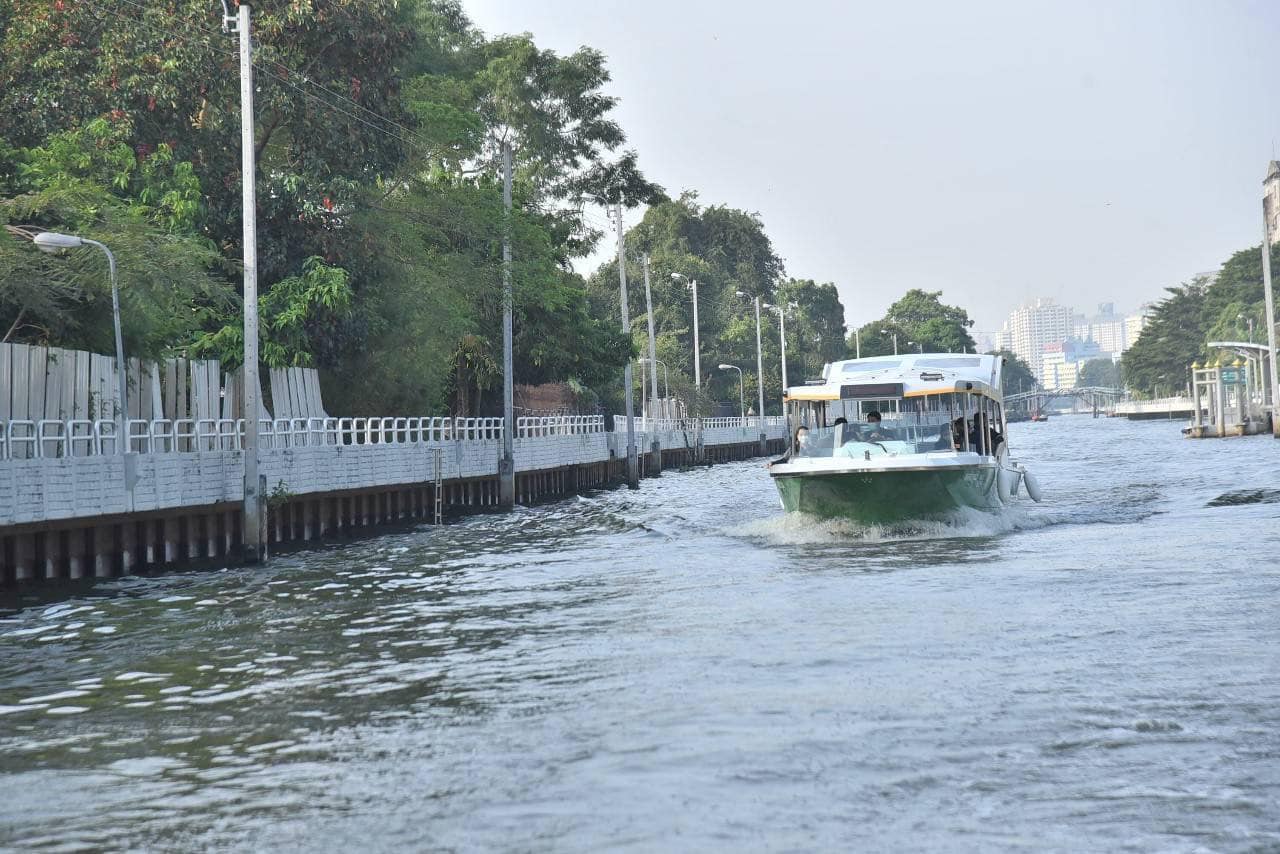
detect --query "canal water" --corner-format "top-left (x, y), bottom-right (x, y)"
top-left (1, 418), bottom-right (1277, 852)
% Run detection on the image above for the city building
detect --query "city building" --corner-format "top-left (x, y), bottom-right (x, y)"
top-left (1123, 308), bottom-right (1150, 351)
top-left (1074, 302), bottom-right (1128, 355)
top-left (999, 298), bottom-right (1075, 381)
top-left (971, 330), bottom-right (1004, 354)
top-left (1265, 161), bottom-right (1280, 243)
top-left (1041, 338), bottom-right (1103, 391)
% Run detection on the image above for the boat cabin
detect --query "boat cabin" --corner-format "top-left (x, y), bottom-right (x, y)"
top-left (783, 353), bottom-right (1007, 459)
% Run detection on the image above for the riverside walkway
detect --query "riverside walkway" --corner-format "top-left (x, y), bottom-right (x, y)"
top-left (0, 412), bottom-right (787, 584)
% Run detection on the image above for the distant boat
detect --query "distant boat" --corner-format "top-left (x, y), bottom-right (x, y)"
top-left (768, 353), bottom-right (1042, 523)
top-left (1031, 411), bottom-right (1049, 422)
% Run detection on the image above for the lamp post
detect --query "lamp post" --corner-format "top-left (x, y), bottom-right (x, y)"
top-left (735, 291), bottom-right (767, 419)
top-left (33, 232), bottom-right (128, 452)
top-left (907, 340), bottom-right (923, 354)
top-left (671, 272), bottom-right (700, 394)
top-left (641, 358), bottom-right (669, 400)
top-left (884, 330), bottom-right (898, 355)
top-left (221, 0), bottom-right (264, 559)
top-left (764, 302), bottom-right (791, 409)
top-left (719, 364), bottom-right (745, 421)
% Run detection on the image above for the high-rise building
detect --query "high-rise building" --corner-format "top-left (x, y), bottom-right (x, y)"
top-left (999, 298), bottom-right (1075, 381)
top-left (1075, 302), bottom-right (1127, 354)
top-left (971, 330), bottom-right (1003, 354)
top-left (1041, 338), bottom-right (1103, 390)
top-left (1265, 161), bottom-right (1280, 243)
top-left (1123, 310), bottom-right (1149, 350)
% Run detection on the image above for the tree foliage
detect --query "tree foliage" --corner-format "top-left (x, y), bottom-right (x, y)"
top-left (987, 349), bottom-right (1036, 394)
top-left (1078, 358), bottom-right (1120, 388)
top-left (584, 193), bottom-right (841, 415)
top-left (850, 289), bottom-right (976, 357)
top-left (0, 119), bottom-right (232, 356)
top-left (1121, 281), bottom-right (1207, 395)
top-left (0, 0), bottom-right (658, 415)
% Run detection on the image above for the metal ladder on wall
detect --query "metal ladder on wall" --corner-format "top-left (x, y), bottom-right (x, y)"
top-left (432, 447), bottom-right (444, 525)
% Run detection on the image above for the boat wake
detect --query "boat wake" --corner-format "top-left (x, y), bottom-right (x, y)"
top-left (728, 504), bottom-right (1052, 545)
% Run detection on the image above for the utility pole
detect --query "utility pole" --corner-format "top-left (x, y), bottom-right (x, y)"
top-left (766, 302), bottom-right (788, 409)
top-left (691, 279), bottom-right (701, 394)
top-left (642, 254), bottom-right (661, 471)
top-left (779, 306), bottom-right (788, 397)
top-left (643, 255), bottom-right (660, 406)
top-left (1263, 200), bottom-right (1280, 437)
top-left (225, 1), bottom-right (263, 563)
top-left (855, 327), bottom-right (861, 359)
top-left (499, 142), bottom-right (516, 503)
top-left (754, 295), bottom-right (767, 455)
top-left (616, 205), bottom-right (638, 486)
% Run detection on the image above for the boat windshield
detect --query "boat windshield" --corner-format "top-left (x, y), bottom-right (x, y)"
top-left (788, 391), bottom-right (1004, 458)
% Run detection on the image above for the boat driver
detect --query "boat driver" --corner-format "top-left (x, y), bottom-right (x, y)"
top-left (865, 410), bottom-right (892, 441)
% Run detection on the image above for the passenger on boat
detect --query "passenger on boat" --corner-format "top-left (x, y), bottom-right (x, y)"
top-left (967, 413), bottom-right (1004, 455)
top-left (767, 425), bottom-right (810, 467)
top-left (865, 410), bottom-right (891, 441)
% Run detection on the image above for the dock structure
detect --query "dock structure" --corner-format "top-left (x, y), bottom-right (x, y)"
top-left (1183, 342), bottom-right (1278, 438)
top-left (1105, 341), bottom-right (1278, 436)
top-left (1109, 396), bottom-right (1201, 421)
top-left (0, 342), bottom-right (787, 585)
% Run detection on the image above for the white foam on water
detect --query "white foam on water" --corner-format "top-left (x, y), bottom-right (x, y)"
top-left (727, 504), bottom-right (1056, 546)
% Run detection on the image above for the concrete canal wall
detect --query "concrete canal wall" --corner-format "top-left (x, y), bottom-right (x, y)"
top-left (0, 415), bottom-right (787, 584)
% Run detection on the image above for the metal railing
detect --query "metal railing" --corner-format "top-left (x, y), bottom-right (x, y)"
top-left (515, 415), bottom-right (605, 438)
top-left (611, 415), bottom-right (786, 433)
top-left (0, 416), bottom-right (508, 461)
top-left (0, 414), bottom-right (793, 461)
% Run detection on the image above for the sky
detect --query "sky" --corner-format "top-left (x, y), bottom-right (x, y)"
top-left (464, 0), bottom-right (1280, 331)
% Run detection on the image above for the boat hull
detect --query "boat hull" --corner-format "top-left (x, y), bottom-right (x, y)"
top-left (771, 466), bottom-right (1001, 523)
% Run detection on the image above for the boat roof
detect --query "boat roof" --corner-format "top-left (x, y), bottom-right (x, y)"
top-left (785, 353), bottom-right (1004, 402)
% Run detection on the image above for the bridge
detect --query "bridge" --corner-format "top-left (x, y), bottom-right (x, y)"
top-left (1004, 386), bottom-right (1125, 415)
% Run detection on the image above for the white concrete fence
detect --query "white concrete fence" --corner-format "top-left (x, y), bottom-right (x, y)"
top-left (2, 414), bottom-right (797, 461)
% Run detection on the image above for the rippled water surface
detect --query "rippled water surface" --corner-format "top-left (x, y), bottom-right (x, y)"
top-left (1, 418), bottom-right (1278, 851)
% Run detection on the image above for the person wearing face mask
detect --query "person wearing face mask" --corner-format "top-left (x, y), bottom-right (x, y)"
top-left (767, 425), bottom-right (810, 467)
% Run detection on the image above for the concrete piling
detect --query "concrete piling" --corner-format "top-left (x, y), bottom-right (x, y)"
top-left (93, 525), bottom-right (113, 578)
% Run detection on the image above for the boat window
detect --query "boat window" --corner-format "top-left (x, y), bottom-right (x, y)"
top-left (915, 357), bottom-right (982, 369)
top-left (841, 360), bottom-right (902, 373)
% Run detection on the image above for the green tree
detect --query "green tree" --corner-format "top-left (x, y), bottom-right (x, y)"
top-left (0, 120), bottom-right (233, 357)
top-left (586, 193), bottom-right (803, 414)
top-left (1, 0), bottom-right (657, 415)
top-left (776, 279), bottom-right (847, 385)
top-left (1078, 358), bottom-right (1120, 388)
top-left (988, 349), bottom-right (1036, 394)
top-left (851, 289), bottom-right (976, 357)
top-left (1122, 279), bottom-right (1208, 395)
top-left (1124, 242), bottom-right (1280, 395)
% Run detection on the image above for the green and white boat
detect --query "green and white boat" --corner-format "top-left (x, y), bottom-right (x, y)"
top-left (769, 353), bottom-right (1041, 523)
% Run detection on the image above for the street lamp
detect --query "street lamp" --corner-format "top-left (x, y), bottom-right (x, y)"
top-left (763, 302), bottom-right (793, 409)
top-left (735, 290), bottom-right (767, 428)
top-left (33, 231), bottom-right (128, 453)
top-left (883, 329), bottom-right (899, 355)
top-left (907, 340), bottom-right (924, 354)
top-left (670, 272), bottom-right (701, 392)
top-left (719, 364), bottom-right (745, 421)
top-left (640, 357), bottom-right (669, 399)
